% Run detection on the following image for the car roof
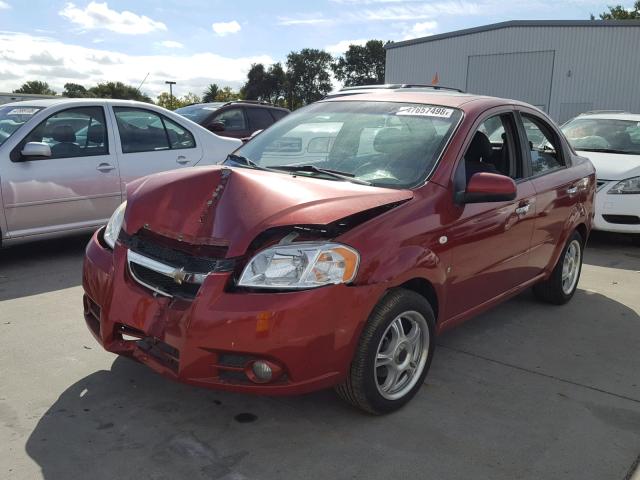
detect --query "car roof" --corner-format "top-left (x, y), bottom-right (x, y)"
top-left (573, 112), bottom-right (640, 121)
top-left (1, 98), bottom-right (160, 108)
top-left (320, 90), bottom-right (530, 111)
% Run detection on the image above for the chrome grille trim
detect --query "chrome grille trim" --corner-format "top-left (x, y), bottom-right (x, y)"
top-left (127, 250), bottom-right (208, 298)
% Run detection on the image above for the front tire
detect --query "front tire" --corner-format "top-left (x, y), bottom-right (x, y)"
top-left (335, 289), bottom-right (435, 414)
top-left (533, 230), bottom-right (584, 305)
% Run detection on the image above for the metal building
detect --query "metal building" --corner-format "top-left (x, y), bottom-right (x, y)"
top-left (385, 20), bottom-right (640, 122)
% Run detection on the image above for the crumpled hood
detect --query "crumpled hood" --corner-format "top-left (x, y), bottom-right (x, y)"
top-left (578, 150), bottom-right (640, 180)
top-left (124, 166), bottom-right (413, 257)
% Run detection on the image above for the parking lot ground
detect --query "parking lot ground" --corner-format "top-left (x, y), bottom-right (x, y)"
top-left (1, 232), bottom-right (639, 480)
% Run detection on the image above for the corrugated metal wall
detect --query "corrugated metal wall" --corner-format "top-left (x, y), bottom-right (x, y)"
top-left (385, 25), bottom-right (640, 122)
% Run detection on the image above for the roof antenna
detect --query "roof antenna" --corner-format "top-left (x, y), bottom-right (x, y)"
top-left (137, 72), bottom-right (150, 92)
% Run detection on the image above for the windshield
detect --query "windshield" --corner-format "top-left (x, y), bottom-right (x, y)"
top-left (174, 103), bottom-right (224, 123)
top-left (561, 117), bottom-right (640, 155)
top-left (0, 105), bottom-right (43, 147)
top-left (232, 101), bottom-right (462, 188)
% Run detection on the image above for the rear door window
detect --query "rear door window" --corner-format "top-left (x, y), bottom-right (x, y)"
top-left (270, 109), bottom-right (288, 121)
top-left (21, 106), bottom-right (108, 159)
top-left (521, 114), bottom-right (565, 176)
top-left (114, 108), bottom-right (195, 153)
top-left (247, 108), bottom-right (274, 130)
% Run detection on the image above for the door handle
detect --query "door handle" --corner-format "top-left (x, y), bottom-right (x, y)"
top-left (515, 204), bottom-right (530, 216)
top-left (176, 156), bottom-right (190, 164)
top-left (566, 186), bottom-right (578, 195)
top-left (96, 163), bottom-right (116, 172)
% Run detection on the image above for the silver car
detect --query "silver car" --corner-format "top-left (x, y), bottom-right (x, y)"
top-left (0, 98), bottom-right (241, 246)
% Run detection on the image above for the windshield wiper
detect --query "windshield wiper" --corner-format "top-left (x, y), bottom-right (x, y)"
top-left (270, 164), bottom-right (372, 186)
top-left (576, 148), bottom-right (635, 155)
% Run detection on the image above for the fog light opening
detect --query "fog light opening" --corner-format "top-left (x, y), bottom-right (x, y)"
top-left (245, 359), bottom-right (283, 384)
top-left (252, 361), bottom-right (273, 382)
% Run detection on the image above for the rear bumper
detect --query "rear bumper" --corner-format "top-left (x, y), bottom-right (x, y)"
top-left (82, 229), bottom-right (382, 395)
top-left (593, 186), bottom-right (640, 234)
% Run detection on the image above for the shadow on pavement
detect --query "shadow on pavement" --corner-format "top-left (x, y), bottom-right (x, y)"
top-left (583, 231), bottom-right (640, 271)
top-left (0, 233), bottom-right (90, 301)
top-left (25, 290), bottom-right (640, 480)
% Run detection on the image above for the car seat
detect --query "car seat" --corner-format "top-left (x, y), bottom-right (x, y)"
top-left (51, 125), bottom-right (82, 157)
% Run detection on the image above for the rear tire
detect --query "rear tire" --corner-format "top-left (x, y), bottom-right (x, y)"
top-left (533, 230), bottom-right (583, 305)
top-left (335, 289), bottom-right (435, 415)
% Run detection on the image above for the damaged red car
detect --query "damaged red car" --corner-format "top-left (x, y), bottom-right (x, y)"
top-left (82, 88), bottom-right (595, 414)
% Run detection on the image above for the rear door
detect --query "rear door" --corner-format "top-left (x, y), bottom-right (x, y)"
top-left (246, 107), bottom-right (275, 133)
top-left (445, 109), bottom-right (537, 321)
top-left (516, 110), bottom-right (581, 270)
top-left (111, 106), bottom-right (202, 186)
top-left (1, 105), bottom-right (121, 238)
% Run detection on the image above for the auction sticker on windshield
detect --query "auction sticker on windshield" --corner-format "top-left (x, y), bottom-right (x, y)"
top-left (7, 107), bottom-right (41, 115)
top-left (396, 106), bottom-right (454, 118)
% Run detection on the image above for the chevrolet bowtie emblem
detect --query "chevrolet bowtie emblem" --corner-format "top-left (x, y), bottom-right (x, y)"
top-left (171, 267), bottom-right (188, 285)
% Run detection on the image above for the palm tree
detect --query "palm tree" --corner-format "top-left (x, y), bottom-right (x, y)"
top-left (202, 83), bottom-right (220, 102)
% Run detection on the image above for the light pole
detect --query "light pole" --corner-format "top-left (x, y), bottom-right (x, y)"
top-left (165, 80), bottom-right (176, 109)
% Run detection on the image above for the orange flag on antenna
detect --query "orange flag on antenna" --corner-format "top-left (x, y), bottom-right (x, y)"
top-left (431, 73), bottom-right (439, 85)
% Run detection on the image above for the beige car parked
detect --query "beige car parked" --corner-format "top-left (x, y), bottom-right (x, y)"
top-left (0, 98), bottom-right (241, 247)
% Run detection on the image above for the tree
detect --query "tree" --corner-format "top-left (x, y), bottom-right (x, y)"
top-left (331, 40), bottom-right (387, 87)
top-left (286, 48), bottom-right (333, 109)
top-left (156, 91), bottom-right (201, 110)
top-left (13, 80), bottom-right (56, 95)
top-left (202, 83), bottom-right (220, 102)
top-left (241, 62), bottom-right (287, 105)
top-left (89, 81), bottom-right (152, 102)
top-left (591, 1), bottom-right (640, 19)
top-left (215, 86), bottom-right (240, 102)
top-left (63, 82), bottom-right (94, 98)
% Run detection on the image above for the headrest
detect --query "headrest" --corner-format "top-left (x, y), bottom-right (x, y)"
top-left (87, 124), bottom-right (105, 144)
top-left (465, 131), bottom-right (492, 163)
top-left (52, 124), bottom-right (76, 143)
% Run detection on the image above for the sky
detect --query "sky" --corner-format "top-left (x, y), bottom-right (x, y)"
top-left (0, 0), bottom-right (630, 99)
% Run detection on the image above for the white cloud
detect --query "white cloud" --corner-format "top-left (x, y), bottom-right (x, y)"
top-left (278, 14), bottom-right (333, 26)
top-left (401, 20), bottom-right (438, 40)
top-left (211, 20), bottom-right (241, 36)
top-left (158, 40), bottom-right (184, 49)
top-left (360, 2), bottom-right (480, 21)
top-left (0, 32), bottom-right (272, 96)
top-left (0, 1), bottom-right (10, 10)
top-left (59, 2), bottom-right (167, 35)
top-left (325, 39), bottom-right (368, 55)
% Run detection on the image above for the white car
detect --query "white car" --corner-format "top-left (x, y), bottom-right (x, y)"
top-left (562, 112), bottom-right (640, 245)
top-left (0, 98), bottom-right (241, 246)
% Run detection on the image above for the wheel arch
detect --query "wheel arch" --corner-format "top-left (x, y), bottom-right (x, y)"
top-left (396, 277), bottom-right (440, 324)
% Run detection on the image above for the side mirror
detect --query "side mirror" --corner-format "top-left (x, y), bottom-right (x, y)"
top-left (208, 121), bottom-right (225, 133)
top-left (21, 142), bottom-right (51, 159)
top-left (459, 172), bottom-right (517, 204)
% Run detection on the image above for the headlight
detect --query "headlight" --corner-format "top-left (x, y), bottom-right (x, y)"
top-left (238, 242), bottom-right (359, 289)
top-left (103, 201), bottom-right (127, 249)
top-left (608, 176), bottom-right (640, 194)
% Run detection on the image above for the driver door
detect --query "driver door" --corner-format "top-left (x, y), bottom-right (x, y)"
top-left (443, 111), bottom-right (536, 324)
top-left (1, 105), bottom-right (122, 239)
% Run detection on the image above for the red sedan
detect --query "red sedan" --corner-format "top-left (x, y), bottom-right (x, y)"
top-left (82, 88), bottom-right (595, 414)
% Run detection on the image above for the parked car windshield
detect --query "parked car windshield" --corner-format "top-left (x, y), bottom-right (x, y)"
top-left (233, 100), bottom-right (462, 188)
top-left (562, 118), bottom-right (640, 155)
top-left (0, 105), bottom-right (43, 147)
top-left (175, 103), bottom-right (224, 123)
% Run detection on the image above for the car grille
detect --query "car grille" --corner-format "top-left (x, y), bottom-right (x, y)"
top-left (121, 231), bottom-right (235, 299)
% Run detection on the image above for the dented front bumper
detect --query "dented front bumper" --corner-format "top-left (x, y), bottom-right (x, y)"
top-left (82, 228), bottom-right (382, 395)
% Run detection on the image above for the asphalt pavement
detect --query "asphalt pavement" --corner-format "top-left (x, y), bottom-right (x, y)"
top-left (1, 231), bottom-right (639, 480)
